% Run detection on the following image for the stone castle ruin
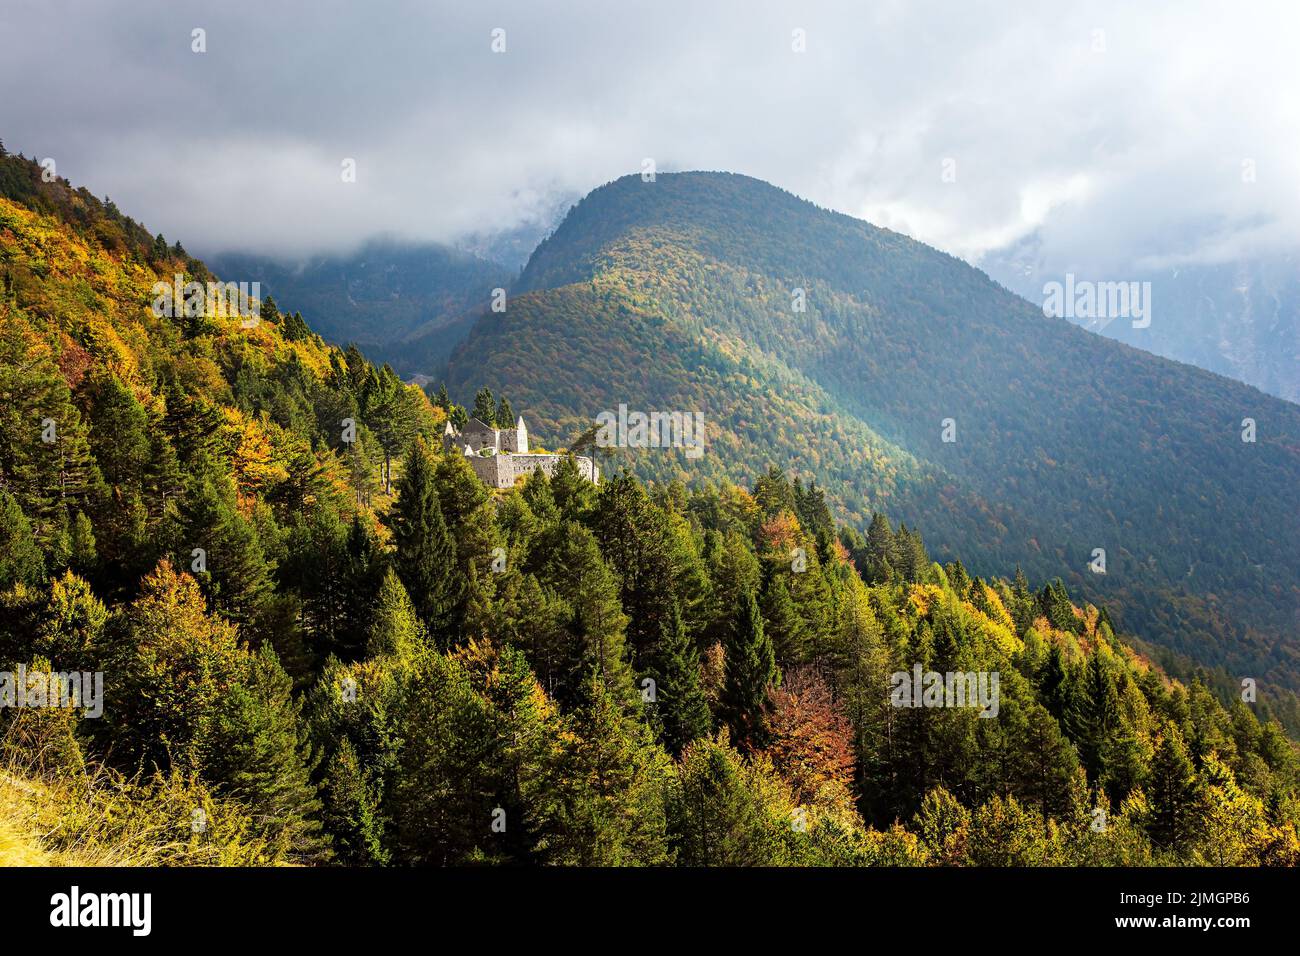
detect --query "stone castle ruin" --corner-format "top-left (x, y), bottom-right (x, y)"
top-left (443, 415), bottom-right (599, 489)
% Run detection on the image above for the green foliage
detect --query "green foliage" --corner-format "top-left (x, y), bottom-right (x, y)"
top-left (387, 439), bottom-right (464, 646)
top-left (445, 170), bottom-right (1300, 723)
top-left (1, 158), bottom-right (1296, 869)
top-left (720, 586), bottom-right (778, 751)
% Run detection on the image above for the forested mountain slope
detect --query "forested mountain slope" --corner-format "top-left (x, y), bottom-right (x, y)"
top-left (445, 172), bottom-right (1300, 705)
top-left (209, 239), bottom-right (510, 377)
top-left (1, 150), bottom-right (1296, 868)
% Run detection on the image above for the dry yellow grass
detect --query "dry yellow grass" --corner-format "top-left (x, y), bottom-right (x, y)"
top-left (0, 759), bottom-right (280, 867)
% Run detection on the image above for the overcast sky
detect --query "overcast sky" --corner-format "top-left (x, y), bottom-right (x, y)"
top-left (2, 0), bottom-right (1296, 275)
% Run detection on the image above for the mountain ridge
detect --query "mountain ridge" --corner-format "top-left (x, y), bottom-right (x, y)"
top-left (446, 170), bottom-right (1300, 703)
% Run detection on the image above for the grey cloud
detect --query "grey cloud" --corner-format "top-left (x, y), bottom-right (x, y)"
top-left (1, 0), bottom-right (1295, 273)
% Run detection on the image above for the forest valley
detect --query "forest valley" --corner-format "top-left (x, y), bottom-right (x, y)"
top-left (0, 146), bottom-right (1297, 867)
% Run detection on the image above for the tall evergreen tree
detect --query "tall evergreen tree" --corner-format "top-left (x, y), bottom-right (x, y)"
top-left (547, 521), bottom-right (637, 708)
top-left (650, 600), bottom-right (712, 756)
top-left (760, 569), bottom-right (807, 668)
top-left (388, 439), bottom-right (464, 646)
top-left (593, 475), bottom-right (678, 672)
top-left (863, 513), bottom-right (896, 584)
top-left (1147, 721), bottom-right (1202, 853)
top-left (551, 675), bottom-right (672, 865)
top-left (721, 586), bottom-right (779, 751)
top-left (174, 467), bottom-right (274, 633)
top-left (1069, 649), bottom-right (1120, 788)
top-left (495, 396), bottom-right (515, 429)
top-left (472, 386), bottom-right (496, 425)
top-left (0, 488), bottom-right (43, 589)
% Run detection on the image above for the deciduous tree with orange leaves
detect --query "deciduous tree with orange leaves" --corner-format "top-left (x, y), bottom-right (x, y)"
top-left (765, 665), bottom-right (856, 810)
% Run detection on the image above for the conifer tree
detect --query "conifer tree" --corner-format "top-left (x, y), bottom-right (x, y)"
top-left (391, 650), bottom-right (501, 864)
top-left (547, 521), bottom-right (636, 708)
top-left (33, 570), bottom-right (107, 670)
top-left (1039, 644), bottom-right (1070, 722)
top-left (321, 737), bottom-right (388, 865)
top-left (593, 475), bottom-right (678, 672)
top-left (472, 386), bottom-right (496, 424)
top-left (1069, 649), bottom-right (1120, 788)
top-left (366, 567), bottom-right (423, 659)
top-left (760, 569), bottom-right (807, 668)
top-left (1011, 566), bottom-right (1035, 633)
top-left (363, 365), bottom-right (418, 494)
top-left (207, 643), bottom-right (329, 862)
top-left (703, 530), bottom-right (762, 650)
top-left (176, 468), bottom-right (274, 633)
top-left (104, 560), bottom-right (326, 861)
top-left (753, 465), bottom-right (796, 518)
top-left (337, 513), bottom-right (385, 657)
top-left (1147, 721), bottom-right (1202, 852)
top-left (388, 439), bottom-right (464, 646)
top-left (433, 449), bottom-right (495, 575)
top-left (651, 599), bottom-right (712, 756)
top-left (550, 454), bottom-right (595, 523)
top-left (863, 513), bottom-right (896, 584)
top-left (831, 574), bottom-right (893, 816)
top-left (0, 489), bottom-right (43, 589)
top-left (552, 674), bottom-right (672, 865)
top-left (0, 324), bottom-right (98, 559)
top-left (495, 396), bottom-right (515, 428)
top-left (668, 736), bottom-right (791, 866)
top-left (721, 586), bottom-right (779, 751)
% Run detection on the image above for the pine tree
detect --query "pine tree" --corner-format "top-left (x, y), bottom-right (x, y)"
top-left (551, 675), bottom-right (672, 865)
top-left (207, 643), bottom-right (329, 862)
top-left (702, 530), bottom-right (762, 651)
top-left (175, 467), bottom-right (274, 633)
top-left (791, 477), bottom-right (835, 564)
top-left (1008, 700), bottom-right (1083, 821)
top-left (830, 574), bottom-right (892, 817)
top-left (391, 650), bottom-right (500, 864)
top-left (103, 560), bottom-right (326, 860)
top-left (33, 570), bottom-right (107, 669)
top-left (548, 522), bottom-right (637, 708)
top-left (362, 365), bottom-right (418, 495)
top-left (863, 513), bottom-right (896, 584)
top-left (472, 386), bottom-right (495, 425)
top-left (893, 524), bottom-right (930, 583)
top-left (388, 439), bottom-right (464, 646)
top-left (433, 449), bottom-right (495, 576)
top-left (495, 396), bottom-right (515, 429)
top-left (1069, 649), bottom-right (1120, 787)
top-left (752, 465), bottom-right (796, 518)
top-left (760, 569), bottom-right (807, 668)
top-left (721, 586), bottom-right (778, 751)
top-left (1011, 566), bottom-right (1035, 633)
top-left (550, 454), bottom-right (595, 523)
top-left (1147, 721), bottom-right (1202, 853)
top-left (593, 475), bottom-right (678, 672)
top-left (321, 737), bottom-right (388, 864)
top-left (1039, 643), bottom-right (1070, 722)
top-left (0, 489), bottom-right (43, 589)
top-left (337, 513), bottom-right (385, 658)
top-left (668, 736), bottom-right (792, 866)
top-left (651, 600), bottom-right (712, 756)
top-left (945, 560), bottom-right (972, 596)
top-left (0, 323), bottom-right (98, 560)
